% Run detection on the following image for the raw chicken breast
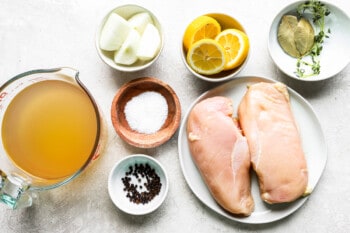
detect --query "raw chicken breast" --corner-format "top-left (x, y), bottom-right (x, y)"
top-left (238, 82), bottom-right (308, 204)
top-left (187, 96), bottom-right (254, 216)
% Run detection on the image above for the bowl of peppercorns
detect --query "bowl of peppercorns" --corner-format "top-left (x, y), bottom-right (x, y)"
top-left (108, 154), bottom-right (169, 215)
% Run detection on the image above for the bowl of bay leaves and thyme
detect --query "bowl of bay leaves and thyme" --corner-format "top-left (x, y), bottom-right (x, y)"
top-left (268, 0), bottom-right (350, 81)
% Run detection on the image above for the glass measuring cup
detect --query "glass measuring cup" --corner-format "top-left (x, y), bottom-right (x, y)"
top-left (0, 67), bottom-right (106, 209)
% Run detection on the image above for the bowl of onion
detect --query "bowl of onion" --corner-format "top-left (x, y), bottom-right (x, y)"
top-left (96, 4), bottom-right (164, 72)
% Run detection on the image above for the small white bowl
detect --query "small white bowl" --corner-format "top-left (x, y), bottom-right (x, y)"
top-left (108, 154), bottom-right (168, 215)
top-left (181, 13), bottom-right (250, 82)
top-left (268, 1), bottom-right (350, 81)
top-left (96, 4), bottom-right (164, 72)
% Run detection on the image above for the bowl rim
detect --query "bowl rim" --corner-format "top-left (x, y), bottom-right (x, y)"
top-left (110, 77), bottom-right (181, 148)
top-left (180, 12), bottom-right (250, 82)
top-left (95, 4), bottom-right (164, 72)
top-left (108, 153), bottom-right (169, 215)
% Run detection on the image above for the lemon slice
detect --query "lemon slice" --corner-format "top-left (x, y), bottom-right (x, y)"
top-left (186, 39), bottom-right (226, 75)
top-left (183, 15), bottom-right (221, 51)
top-left (215, 29), bottom-right (249, 70)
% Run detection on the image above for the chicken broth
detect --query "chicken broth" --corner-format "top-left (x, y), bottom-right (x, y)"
top-left (1, 80), bottom-right (98, 180)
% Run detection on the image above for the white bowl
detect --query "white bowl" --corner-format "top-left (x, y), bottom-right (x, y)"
top-left (96, 4), bottom-right (164, 72)
top-left (181, 13), bottom-right (250, 82)
top-left (268, 1), bottom-right (350, 81)
top-left (108, 154), bottom-right (168, 215)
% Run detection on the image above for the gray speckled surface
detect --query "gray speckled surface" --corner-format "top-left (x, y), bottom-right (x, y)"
top-left (0, 0), bottom-right (350, 232)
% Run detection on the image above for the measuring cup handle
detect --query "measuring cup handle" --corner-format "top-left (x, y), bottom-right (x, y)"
top-left (0, 171), bottom-right (32, 209)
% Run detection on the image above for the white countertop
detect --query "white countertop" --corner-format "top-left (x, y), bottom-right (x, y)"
top-left (1, 0), bottom-right (350, 232)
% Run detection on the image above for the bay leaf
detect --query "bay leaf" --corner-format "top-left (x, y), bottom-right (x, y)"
top-left (277, 15), bottom-right (315, 58)
top-left (278, 15), bottom-right (300, 57)
top-left (295, 18), bottom-right (315, 56)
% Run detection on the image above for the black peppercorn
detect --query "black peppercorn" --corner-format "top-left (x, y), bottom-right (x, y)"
top-left (121, 162), bottom-right (162, 204)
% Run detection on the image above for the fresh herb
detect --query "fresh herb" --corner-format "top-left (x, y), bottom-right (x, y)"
top-left (294, 0), bottom-right (331, 78)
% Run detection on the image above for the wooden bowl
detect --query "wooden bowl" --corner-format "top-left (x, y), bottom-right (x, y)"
top-left (111, 77), bottom-right (181, 148)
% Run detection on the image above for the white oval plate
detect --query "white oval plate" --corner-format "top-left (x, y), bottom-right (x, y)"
top-left (178, 76), bottom-right (327, 224)
top-left (268, 1), bottom-right (350, 81)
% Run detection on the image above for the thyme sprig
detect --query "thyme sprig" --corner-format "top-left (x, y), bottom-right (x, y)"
top-left (294, 0), bottom-right (331, 78)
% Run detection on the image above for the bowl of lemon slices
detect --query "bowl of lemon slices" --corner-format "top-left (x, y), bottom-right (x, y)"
top-left (181, 13), bottom-right (250, 82)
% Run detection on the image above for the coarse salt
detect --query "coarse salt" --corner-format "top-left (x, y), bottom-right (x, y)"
top-left (124, 91), bottom-right (168, 134)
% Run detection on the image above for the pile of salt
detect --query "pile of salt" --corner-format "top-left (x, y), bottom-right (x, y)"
top-left (124, 91), bottom-right (168, 134)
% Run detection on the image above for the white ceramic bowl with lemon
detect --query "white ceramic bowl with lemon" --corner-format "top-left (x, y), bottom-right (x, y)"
top-left (96, 5), bottom-right (164, 72)
top-left (181, 13), bottom-right (250, 82)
